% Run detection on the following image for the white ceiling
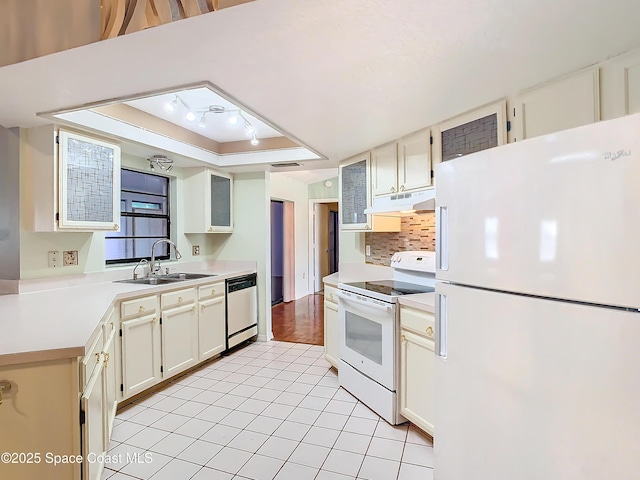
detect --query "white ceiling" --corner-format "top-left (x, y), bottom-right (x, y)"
top-left (274, 168), bottom-right (338, 185)
top-left (124, 86), bottom-right (282, 143)
top-left (1, 0), bottom-right (639, 165)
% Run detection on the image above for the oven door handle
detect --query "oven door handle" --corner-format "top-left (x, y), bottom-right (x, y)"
top-left (336, 292), bottom-right (393, 312)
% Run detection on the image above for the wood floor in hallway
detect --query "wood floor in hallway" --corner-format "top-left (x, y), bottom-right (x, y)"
top-left (272, 293), bottom-right (324, 345)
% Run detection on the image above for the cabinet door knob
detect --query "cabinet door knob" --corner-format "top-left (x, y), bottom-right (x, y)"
top-left (110, 321), bottom-right (115, 331)
top-left (399, 185), bottom-right (405, 192)
top-left (191, 307), bottom-right (196, 314)
top-left (113, 224), bottom-right (119, 230)
top-left (426, 326), bottom-right (434, 338)
top-left (211, 289), bottom-right (216, 296)
top-left (103, 352), bottom-right (110, 365)
top-left (138, 306), bottom-right (145, 313)
top-left (401, 335), bottom-right (406, 343)
top-left (95, 352), bottom-right (101, 363)
top-left (178, 296), bottom-right (183, 303)
top-left (390, 186), bottom-right (396, 193)
top-left (152, 316), bottom-right (158, 324)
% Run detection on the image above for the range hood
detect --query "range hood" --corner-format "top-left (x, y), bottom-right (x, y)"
top-left (364, 188), bottom-right (436, 216)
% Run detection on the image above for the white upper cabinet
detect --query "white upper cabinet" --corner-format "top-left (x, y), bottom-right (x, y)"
top-left (513, 69), bottom-right (600, 140)
top-left (371, 129), bottom-right (432, 197)
top-left (183, 168), bottom-right (233, 233)
top-left (397, 129), bottom-right (432, 192)
top-left (26, 126), bottom-right (121, 232)
top-left (602, 50), bottom-right (640, 119)
top-left (371, 142), bottom-right (398, 197)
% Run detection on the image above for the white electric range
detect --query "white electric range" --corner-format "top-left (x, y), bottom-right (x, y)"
top-left (337, 251), bottom-right (436, 425)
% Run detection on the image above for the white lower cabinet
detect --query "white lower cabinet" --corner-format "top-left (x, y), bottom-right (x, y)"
top-left (323, 284), bottom-right (340, 368)
top-left (121, 312), bottom-right (162, 398)
top-left (161, 303), bottom-right (199, 377)
top-left (399, 305), bottom-right (435, 436)
top-left (199, 294), bottom-right (226, 361)
top-left (399, 330), bottom-right (435, 436)
top-left (81, 351), bottom-right (106, 480)
top-left (102, 322), bottom-right (118, 443)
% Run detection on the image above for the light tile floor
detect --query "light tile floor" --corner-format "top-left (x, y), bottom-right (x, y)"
top-left (103, 341), bottom-right (434, 480)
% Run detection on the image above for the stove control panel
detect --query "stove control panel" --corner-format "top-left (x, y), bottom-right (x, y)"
top-left (391, 251), bottom-right (436, 273)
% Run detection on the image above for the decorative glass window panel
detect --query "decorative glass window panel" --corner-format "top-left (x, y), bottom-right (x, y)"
top-left (341, 159), bottom-right (368, 226)
top-left (58, 130), bottom-right (121, 230)
top-left (210, 174), bottom-right (231, 227)
top-left (106, 169), bottom-right (170, 264)
top-left (441, 113), bottom-right (498, 161)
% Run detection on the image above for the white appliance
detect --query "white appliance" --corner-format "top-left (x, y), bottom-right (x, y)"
top-left (226, 273), bottom-right (258, 349)
top-left (434, 113), bottom-right (640, 480)
top-left (338, 251), bottom-right (436, 424)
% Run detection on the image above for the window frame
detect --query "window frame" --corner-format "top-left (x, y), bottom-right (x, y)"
top-left (105, 168), bottom-right (171, 265)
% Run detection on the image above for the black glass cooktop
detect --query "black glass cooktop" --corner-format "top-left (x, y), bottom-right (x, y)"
top-left (346, 280), bottom-right (435, 297)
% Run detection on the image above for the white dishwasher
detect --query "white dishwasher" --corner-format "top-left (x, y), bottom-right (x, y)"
top-left (226, 273), bottom-right (258, 349)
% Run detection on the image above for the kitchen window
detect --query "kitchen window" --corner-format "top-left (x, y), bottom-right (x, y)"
top-left (105, 169), bottom-right (171, 264)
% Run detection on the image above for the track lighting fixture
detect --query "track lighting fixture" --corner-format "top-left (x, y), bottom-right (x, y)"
top-left (165, 95), bottom-right (178, 112)
top-left (164, 94), bottom-right (259, 144)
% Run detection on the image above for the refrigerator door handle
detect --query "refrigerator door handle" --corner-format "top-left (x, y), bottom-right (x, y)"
top-left (435, 293), bottom-right (447, 358)
top-left (436, 206), bottom-right (449, 271)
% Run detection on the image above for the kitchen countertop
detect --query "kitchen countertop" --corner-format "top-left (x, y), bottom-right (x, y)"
top-left (398, 292), bottom-right (436, 313)
top-left (0, 262), bottom-right (255, 367)
top-left (323, 263), bottom-right (393, 287)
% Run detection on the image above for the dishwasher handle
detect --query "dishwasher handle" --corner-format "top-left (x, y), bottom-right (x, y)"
top-left (227, 273), bottom-right (257, 292)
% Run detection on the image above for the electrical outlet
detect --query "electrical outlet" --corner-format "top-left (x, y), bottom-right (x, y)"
top-left (192, 245), bottom-right (200, 256)
top-left (48, 251), bottom-right (60, 268)
top-left (63, 250), bottom-right (78, 266)
top-left (365, 245), bottom-right (371, 256)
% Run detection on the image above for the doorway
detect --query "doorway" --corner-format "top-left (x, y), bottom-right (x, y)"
top-left (271, 199), bottom-right (295, 306)
top-left (310, 200), bottom-right (340, 293)
top-left (271, 200), bottom-right (284, 306)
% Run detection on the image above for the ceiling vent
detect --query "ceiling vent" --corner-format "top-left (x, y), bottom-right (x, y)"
top-left (271, 162), bottom-right (301, 168)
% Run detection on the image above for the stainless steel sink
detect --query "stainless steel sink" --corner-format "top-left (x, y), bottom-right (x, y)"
top-left (164, 273), bottom-right (217, 280)
top-left (116, 273), bottom-right (216, 284)
top-left (116, 277), bottom-right (181, 285)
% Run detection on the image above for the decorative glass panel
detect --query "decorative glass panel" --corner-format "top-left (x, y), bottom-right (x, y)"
top-left (441, 113), bottom-right (498, 161)
top-left (211, 174), bottom-right (231, 227)
top-left (65, 137), bottom-right (115, 222)
top-left (341, 160), bottom-right (367, 225)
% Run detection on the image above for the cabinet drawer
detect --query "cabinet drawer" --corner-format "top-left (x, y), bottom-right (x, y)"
top-left (161, 288), bottom-right (196, 309)
top-left (121, 295), bottom-right (157, 320)
top-left (198, 282), bottom-right (225, 300)
top-left (80, 331), bottom-right (103, 389)
top-left (400, 305), bottom-right (435, 340)
top-left (324, 285), bottom-right (339, 304)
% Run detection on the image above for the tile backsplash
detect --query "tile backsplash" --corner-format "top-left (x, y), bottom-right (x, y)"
top-left (365, 213), bottom-right (436, 266)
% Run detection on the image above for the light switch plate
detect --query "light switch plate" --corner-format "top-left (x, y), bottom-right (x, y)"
top-left (63, 250), bottom-right (78, 266)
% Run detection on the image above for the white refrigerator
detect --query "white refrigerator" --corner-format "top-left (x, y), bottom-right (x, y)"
top-left (434, 113), bottom-right (640, 480)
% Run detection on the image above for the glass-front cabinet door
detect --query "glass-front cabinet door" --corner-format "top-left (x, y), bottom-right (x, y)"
top-left (58, 130), bottom-right (121, 231)
top-left (209, 172), bottom-right (232, 232)
top-left (339, 152), bottom-right (371, 231)
top-left (183, 168), bottom-right (233, 234)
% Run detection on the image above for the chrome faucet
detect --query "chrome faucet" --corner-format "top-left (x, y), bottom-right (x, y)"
top-left (132, 258), bottom-right (149, 279)
top-left (150, 239), bottom-right (182, 276)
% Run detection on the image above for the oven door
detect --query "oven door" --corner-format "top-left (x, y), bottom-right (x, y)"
top-left (337, 290), bottom-right (397, 391)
